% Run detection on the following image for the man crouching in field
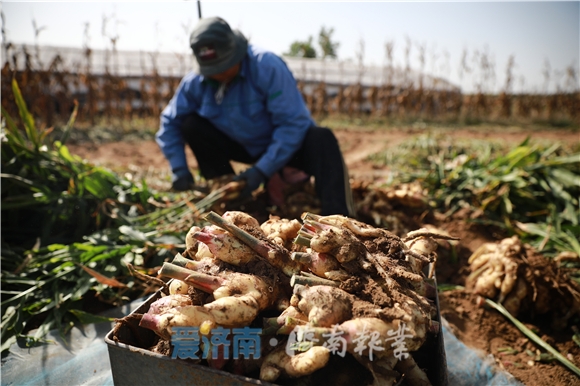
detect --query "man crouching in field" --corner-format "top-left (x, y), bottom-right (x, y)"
top-left (155, 16), bottom-right (354, 217)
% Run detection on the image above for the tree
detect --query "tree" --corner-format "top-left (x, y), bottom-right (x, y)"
top-left (318, 26), bottom-right (339, 59)
top-left (285, 36), bottom-right (317, 58)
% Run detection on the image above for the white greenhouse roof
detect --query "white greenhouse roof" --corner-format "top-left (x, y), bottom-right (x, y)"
top-left (3, 44), bottom-right (459, 91)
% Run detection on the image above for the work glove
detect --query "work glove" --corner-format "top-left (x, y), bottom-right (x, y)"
top-left (233, 166), bottom-right (266, 200)
top-left (171, 167), bottom-right (194, 191)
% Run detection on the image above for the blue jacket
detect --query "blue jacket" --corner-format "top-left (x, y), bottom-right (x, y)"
top-left (156, 45), bottom-right (315, 178)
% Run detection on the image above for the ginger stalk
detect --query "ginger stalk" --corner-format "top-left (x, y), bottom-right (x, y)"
top-left (205, 211), bottom-right (301, 276)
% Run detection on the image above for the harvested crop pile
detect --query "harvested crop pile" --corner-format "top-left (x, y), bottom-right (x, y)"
top-left (113, 210), bottom-right (458, 385)
top-left (466, 235), bottom-right (580, 329)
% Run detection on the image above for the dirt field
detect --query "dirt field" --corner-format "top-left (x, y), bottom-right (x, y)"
top-left (67, 126), bottom-right (580, 385)
top-left (67, 126), bottom-right (578, 180)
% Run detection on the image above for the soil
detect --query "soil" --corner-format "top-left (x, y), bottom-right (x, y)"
top-left (440, 290), bottom-right (580, 386)
top-left (66, 126), bottom-right (579, 184)
top-left (67, 125), bottom-right (580, 385)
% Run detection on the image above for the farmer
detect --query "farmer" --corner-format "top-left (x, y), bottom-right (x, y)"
top-left (156, 16), bottom-right (354, 217)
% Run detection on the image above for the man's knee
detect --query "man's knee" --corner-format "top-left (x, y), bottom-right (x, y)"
top-left (304, 126), bottom-right (339, 148)
top-left (180, 113), bottom-right (210, 139)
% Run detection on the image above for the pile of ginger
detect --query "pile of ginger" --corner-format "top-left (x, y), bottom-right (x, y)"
top-left (131, 211), bottom-right (458, 386)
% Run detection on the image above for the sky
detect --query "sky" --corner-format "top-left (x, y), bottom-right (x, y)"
top-left (1, 1), bottom-right (579, 93)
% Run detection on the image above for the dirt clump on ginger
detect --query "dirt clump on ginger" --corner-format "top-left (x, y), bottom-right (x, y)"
top-left (338, 276), bottom-right (365, 293)
top-left (355, 276), bottom-right (394, 309)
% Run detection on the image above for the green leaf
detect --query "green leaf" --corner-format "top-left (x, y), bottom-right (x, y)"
top-left (1, 105), bottom-right (25, 146)
top-left (0, 267), bottom-right (74, 306)
top-left (540, 143), bottom-right (562, 159)
top-left (78, 170), bottom-right (117, 199)
top-left (58, 100), bottom-right (78, 145)
top-left (68, 309), bottom-right (114, 325)
top-left (49, 261), bottom-right (75, 274)
top-left (545, 176), bottom-right (573, 202)
top-left (1, 334), bottom-right (18, 353)
top-left (549, 168), bottom-right (580, 189)
top-left (506, 145), bottom-right (537, 171)
top-left (78, 245), bottom-right (110, 263)
top-left (88, 245), bottom-right (133, 263)
top-left (0, 173), bottom-right (37, 188)
top-left (26, 299), bottom-right (57, 315)
top-left (1, 305), bottom-right (19, 331)
top-left (538, 178), bottom-right (552, 193)
top-left (485, 298), bottom-right (580, 378)
top-left (1, 277), bottom-right (42, 286)
top-left (530, 154), bottom-right (580, 169)
top-left (502, 195), bottom-right (513, 214)
top-left (69, 276), bottom-right (93, 301)
top-left (119, 226), bottom-right (148, 242)
top-left (56, 144), bottom-right (77, 163)
top-left (11, 79), bottom-right (39, 148)
top-left (33, 313), bottom-right (56, 341)
top-left (561, 229), bottom-right (580, 255)
top-left (0, 194), bottom-right (49, 210)
top-left (561, 201), bottom-right (579, 225)
top-left (45, 244), bottom-right (69, 252)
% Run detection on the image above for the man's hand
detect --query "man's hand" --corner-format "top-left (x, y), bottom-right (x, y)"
top-left (171, 167), bottom-right (194, 191)
top-left (233, 167), bottom-right (266, 200)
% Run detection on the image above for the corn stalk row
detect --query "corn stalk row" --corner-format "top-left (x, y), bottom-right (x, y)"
top-left (1, 44), bottom-right (578, 129)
